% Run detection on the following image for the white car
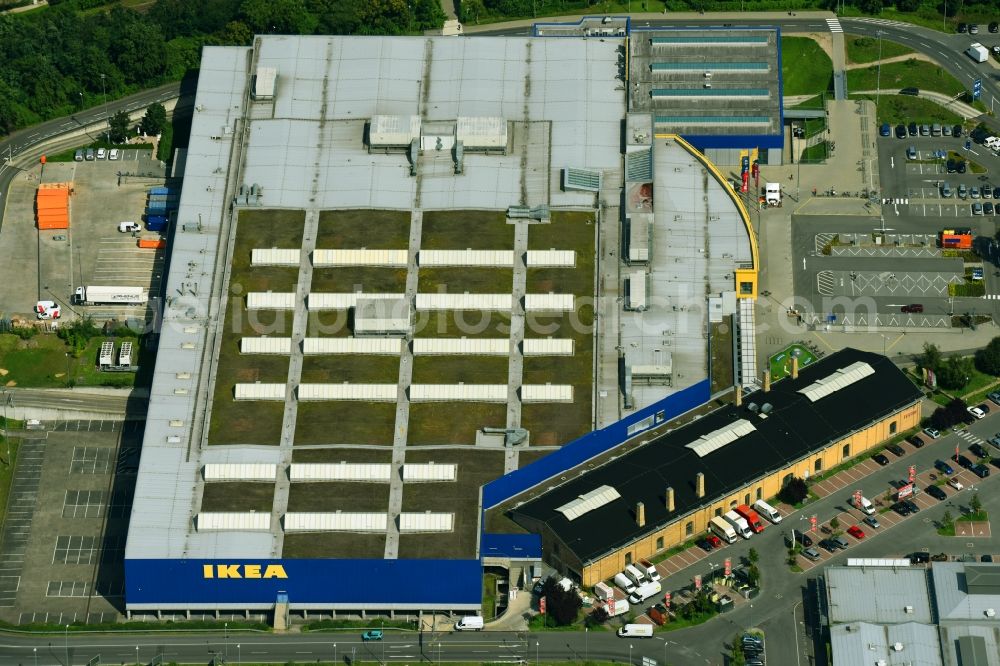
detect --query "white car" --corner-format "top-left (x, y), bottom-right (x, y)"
top-left (948, 477), bottom-right (965, 491)
top-left (118, 221), bottom-right (141, 233)
top-left (109, 148), bottom-right (119, 160)
top-left (968, 406), bottom-right (986, 419)
top-left (96, 147), bottom-right (106, 159)
top-left (34, 301), bottom-right (61, 320)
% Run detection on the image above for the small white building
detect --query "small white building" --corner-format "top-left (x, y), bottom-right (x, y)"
top-left (354, 297), bottom-right (411, 336)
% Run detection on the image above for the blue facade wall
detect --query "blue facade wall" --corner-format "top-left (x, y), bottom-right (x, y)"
top-left (125, 558), bottom-right (483, 606)
top-left (686, 132), bottom-right (783, 151)
top-left (482, 379), bottom-right (711, 509)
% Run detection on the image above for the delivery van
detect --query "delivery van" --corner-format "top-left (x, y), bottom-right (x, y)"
top-left (710, 515), bottom-right (738, 543)
top-left (851, 495), bottom-right (875, 516)
top-left (617, 624), bottom-right (654, 638)
top-left (455, 616), bottom-right (484, 631)
top-left (628, 580), bottom-right (662, 605)
top-left (638, 559), bottom-right (661, 581)
top-left (624, 564), bottom-right (647, 587)
top-left (614, 572), bottom-right (637, 594)
top-left (724, 510), bottom-right (753, 539)
top-left (754, 499), bottom-right (782, 524)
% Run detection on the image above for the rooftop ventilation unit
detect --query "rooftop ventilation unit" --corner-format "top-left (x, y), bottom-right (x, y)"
top-left (892, 643), bottom-right (903, 652)
top-left (987, 608), bottom-right (996, 617)
top-left (747, 403), bottom-right (759, 413)
top-left (760, 403), bottom-right (773, 415)
top-left (904, 605), bottom-right (914, 613)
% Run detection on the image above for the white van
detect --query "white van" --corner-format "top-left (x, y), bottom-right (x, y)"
top-left (710, 515), bottom-right (738, 543)
top-left (624, 564), bottom-right (646, 587)
top-left (638, 559), bottom-right (661, 582)
top-left (617, 624), bottom-right (654, 638)
top-left (753, 499), bottom-right (782, 524)
top-left (851, 495), bottom-right (875, 516)
top-left (627, 580), bottom-right (662, 605)
top-left (455, 616), bottom-right (484, 631)
top-left (613, 572), bottom-right (637, 594)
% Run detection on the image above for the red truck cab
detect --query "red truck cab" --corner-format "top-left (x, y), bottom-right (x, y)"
top-left (735, 504), bottom-right (765, 534)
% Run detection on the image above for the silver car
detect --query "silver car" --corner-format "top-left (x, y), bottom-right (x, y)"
top-left (802, 547), bottom-right (822, 561)
top-left (863, 515), bottom-right (881, 529)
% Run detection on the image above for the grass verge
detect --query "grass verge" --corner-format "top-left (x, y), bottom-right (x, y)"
top-left (0, 333), bottom-right (139, 389)
top-left (780, 36), bottom-right (833, 97)
top-left (845, 34), bottom-right (915, 64)
top-left (847, 59), bottom-right (965, 97)
top-left (854, 93), bottom-right (963, 125)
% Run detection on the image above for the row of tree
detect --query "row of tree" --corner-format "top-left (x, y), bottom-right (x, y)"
top-left (0, 0), bottom-right (445, 137)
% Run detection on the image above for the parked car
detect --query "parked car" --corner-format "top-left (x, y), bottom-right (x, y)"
top-left (819, 538), bottom-right (838, 552)
top-left (801, 547), bottom-right (821, 561)
top-left (697, 536), bottom-right (720, 551)
top-left (959, 183), bottom-right (969, 198)
top-left (886, 443), bottom-right (905, 457)
top-left (990, 434), bottom-right (1000, 449)
top-left (911, 551), bottom-right (930, 563)
top-left (847, 525), bottom-right (866, 539)
top-left (973, 203), bottom-right (984, 215)
top-left (983, 554), bottom-right (995, 562)
top-left (908, 122), bottom-right (918, 136)
top-left (903, 499), bottom-right (920, 514)
top-left (954, 453), bottom-right (975, 469)
top-left (969, 406), bottom-right (987, 419)
top-left (972, 186), bottom-right (982, 199)
top-left (895, 124), bottom-right (906, 139)
top-left (958, 160), bottom-right (968, 173)
top-left (958, 22), bottom-right (968, 33)
top-left (906, 435), bottom-right (925, 448)
top-left (970, 443), bottom-right (988, 458)
top-left (986, 202), bottom-right (995, 215)
top-left (935, 459), bottom-right (954, 475)
top-left (85, 148), bottom-right (95, 161)
top-left (96, 147), bottom-right (106, 159)
top-left (989, 392), bottom-right (1000, 405)
top-left (924, 428), bottom-right (941, 439)
top-left (892, 502), bottom-right (912, 516)
top-left (831, 535), bottom-right (850, 549)
top-left (109, 148), bottom-right (119, 160)
top-left (990, 21), bottom-right (999, 32)
top-left (74, 149), bottom-right (84, 162)
top-left (949, 477), bottom-right (965, 490)
top-left (971, 463), bottom-right (991, 479)
top-left (785, 530), bottom-right (813, 548)
top-left (880, 122), bottom-right (891, 137)
top-left (993, 186), bottom-right (1000, 199)
top-left (907, 145), bottom-right (917, 159)
top-left (926, 485), bottom-right (948, 501)
top-left (901, 304), bottom-right (924, 313)
top-left (984, 184), bottom-right (994, 198)
top-left (954, 124), bottom-right (964, 137)
top-left (872, 453), bottom-right (890, 466)
top-left (971, 23), bottom-right (980, 34)
top-left (944, 124), bottom-right (953, 136)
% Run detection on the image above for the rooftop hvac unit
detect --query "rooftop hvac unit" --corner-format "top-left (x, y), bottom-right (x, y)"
top-left (987, 608), bottom-right (996, 617)
top-left (747, 403), bottom-right (759, 413)
top-left (704, 71), bottom-right (712, 78)
top-left (704, 82), bottom-right (712, 89)
top-left (904, 605), bottom-right (914, 613)
top-left (760, 403), bottom-right (773, 414)
top-left (892, 643), bottom-right (903, 652)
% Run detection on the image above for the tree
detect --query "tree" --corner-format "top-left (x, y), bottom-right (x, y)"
top-left (829, 517), bottom-right (840, 531)
top-left (971, 493), bottom-right (983, 515)
top-left (919, 342), bottom-right (943, 372)
top-left (239, 0), bottom-right (318, 34)
top-left (941, 509), bottom-right (954, 530)
top-left (142, 102), bottom-right (167, 136)
top-left (108, 109), bottom-right (131, 143)
top-left (747, 547), bottom-right (759, 565)
top-left (895, 0), bottom-right (920, 10)
top-left (778, 477), bottom-right (809, 506)
top-left (587, 606), bottom-right (609, 626)
top-left (459, 0), bottom-right (487, 23)
top-left (975, 337), bottom-right (1000, 376)
top-left (936, 355), bottom-right (974, 391)
top-left (540, 578), bottom-right (581, 626)
top-left (730, 634), bottom-right (747, 666)
top-left (746, 563), bottom-right (761, 588)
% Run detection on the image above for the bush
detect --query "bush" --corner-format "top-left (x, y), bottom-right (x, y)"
top-left (12, 327), bottom-right (37, 340)
top-left (778, 477), bottom-right (809, 505)
top-left (975, 337), bottom-right (1000, 376)
top-left (541, 578), bottom-right (581, 626)
top-left (56, 318), bottom-right (101, 355)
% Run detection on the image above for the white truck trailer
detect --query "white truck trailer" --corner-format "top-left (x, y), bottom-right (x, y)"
top-left (765, 182), bottom-right (781, 206)
top-left (967, 43), bottom-right (989, 63)
top-left (73, 286), bottom-right (148, 306)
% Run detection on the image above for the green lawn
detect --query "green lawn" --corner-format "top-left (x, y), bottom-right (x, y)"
top-left (411, 355), bottom-right (509, 384)
top-left (947, 150), bottom-right (987, 175)
top-left (415, 310), bottom-right (512, 338)
top-left (419, 267), bottom-right (514, 294)
top-left (847, 59), bottom-right (965, 97)
top-left (421, 210), bottom-right (512, 250)
top-left (0, 333), bottom-right (139, 388)
top-left (311, 267), bottom-right (407, 294)
top-left (316, 210), bottom-right (411, 249)
top-left (768, 344), bottom-right (817, 382)
top-left (408, 402), bottom-right (507, 445)
top-left (781, 37), bottom-right (833, 96)
top-left (294, 401), bottom-right (397, 446)
top-left (855, 94), bottom-right (963, 125)
top-left (201, 482), bottom-right (275, 512)
top-left (483, 573), bottom-right (498, 620)
top-left (845, 34), bottom-right (915, 64)
top-left (793, 95), bottom-right (826, 110)
top-left (800, 141), bottom-right (829, 163)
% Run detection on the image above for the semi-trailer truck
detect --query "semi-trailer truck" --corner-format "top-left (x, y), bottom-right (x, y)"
top-left (73, 286), bottom-right (148, 306)
top-left (735, 504), bottom-right (765, 533)
top-left (967, 43), bottom-right (989, 63)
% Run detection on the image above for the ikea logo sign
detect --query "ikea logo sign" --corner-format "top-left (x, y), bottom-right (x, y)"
top-left (202, 564), bottom-right (288, 579)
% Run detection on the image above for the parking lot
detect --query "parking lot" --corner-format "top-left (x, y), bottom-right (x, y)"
top-left (0, 152), bottom-right (168, 322)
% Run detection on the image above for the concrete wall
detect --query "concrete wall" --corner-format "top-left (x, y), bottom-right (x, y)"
top-left (578, 401), bottom-right (921, 586)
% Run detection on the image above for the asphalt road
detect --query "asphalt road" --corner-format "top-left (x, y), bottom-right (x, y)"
top-left (6, 388), bottom-right (141, 415)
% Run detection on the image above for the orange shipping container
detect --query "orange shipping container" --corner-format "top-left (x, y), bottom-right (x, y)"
top-left (37, 215), bottom-right (69, 230)
top-left (137, 238), bottom-right (166, 249)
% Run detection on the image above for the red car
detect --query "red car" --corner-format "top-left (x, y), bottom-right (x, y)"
top-left (847, 525), bottom-right (866, 539)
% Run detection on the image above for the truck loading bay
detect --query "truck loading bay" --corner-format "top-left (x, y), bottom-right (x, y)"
top-left (791, 126), bottom-right (1000, 329)
top-left (0, 151), bottom-right (168, 324)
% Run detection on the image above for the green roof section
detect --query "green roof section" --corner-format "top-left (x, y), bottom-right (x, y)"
top-left (651, 36), bottom-right (768, 44)
top-left (654, 115), bottom-right (769, 124)
top-left (651, 62), bottom-right (769, 71)
top-left (651, 88), bottom-right (769, 97)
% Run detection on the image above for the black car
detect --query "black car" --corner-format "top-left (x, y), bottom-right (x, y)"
top-left (986, 202), bottom-right (996, 215)
top-left (886, 443), bottom-right (905, 457)
top-left (954, 124), bottom-right (964, 137)
top-left (696, 537), bottom-right (716, 552)
top-left (893, 502), bottom-right (912, 516)
top-left (926, 485), bottom-right (948, 501)
top-left (954, 453), bottom-right (974, 469)
top-left (983, 554), bottom-right (994, 562)
top-left (947, 159), bottom-right (957, 173)
top-left (972, 126), bottom-right (990, 142)
top-left (895, 124), bottom-right (906, 139)
top-left (911, 551), bottom-right (930, 563)
top-left (971, 463), bottom-right (991, 478)
top-left (785, 530), bottom-right (813, 548)
top-left (993, 186), bottom-right (1000, 199)
top-left (907, 435), bottom-right (925, 448)
top-left (958, 22), bottom-right (968, 32)
top-left (873, 453), bottom-right (890, 466)
top-left (819, 538), bottom-right (838, 553)
top-left (970, 443), bottom-right (988, 458)
top-left (908, 121), bottom-right (918, 136)
top-left (903, 499), bottom-right (920, 514)
top-left (958, 161), bottom-right (968, 173)
top-left (990, 21), bottom-right (999, 33)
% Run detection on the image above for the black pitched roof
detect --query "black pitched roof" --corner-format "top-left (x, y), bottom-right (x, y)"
top-left (510, 348), bottom-right (922, 563)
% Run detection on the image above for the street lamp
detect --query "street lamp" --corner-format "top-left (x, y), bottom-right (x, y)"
top-left (334, 642), bottom-right (337, 664)
top-left (237, 643), bottom-right (241, 666)
top-left (33, 647), bottom-right (36, 666)
top-left (629, 643), bottom-right (634, 666)
top-left (225, 622), bottom-right (229, 658)
top-left (65, 624), bottom-right (69, 666)
top-left (585, 626), bottom-right (589, 662)
top-left (535, 641), bottom-right (540, 666)
top-left (135, 645), bottom-right (139, 666)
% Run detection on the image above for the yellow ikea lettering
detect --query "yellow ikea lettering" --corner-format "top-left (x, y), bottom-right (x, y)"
top-left (202, 564), bottom-right (288, 579)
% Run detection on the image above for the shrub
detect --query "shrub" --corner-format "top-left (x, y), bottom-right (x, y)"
top-left (778, 477), bottom-right (809, 505)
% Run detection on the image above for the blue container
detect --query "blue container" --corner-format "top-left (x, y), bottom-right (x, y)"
top-left (148, 186), bottom-right (173, 196)
top-left (145, 215), bottom-right (168, 232)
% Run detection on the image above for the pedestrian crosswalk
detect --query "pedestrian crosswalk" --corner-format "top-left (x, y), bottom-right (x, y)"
top-left (983, 294), bottom-right (1000, 300)
top-left (826, 18), bottom-right (844, 33)
top-left (957, 430), bottom-right (986, 446)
